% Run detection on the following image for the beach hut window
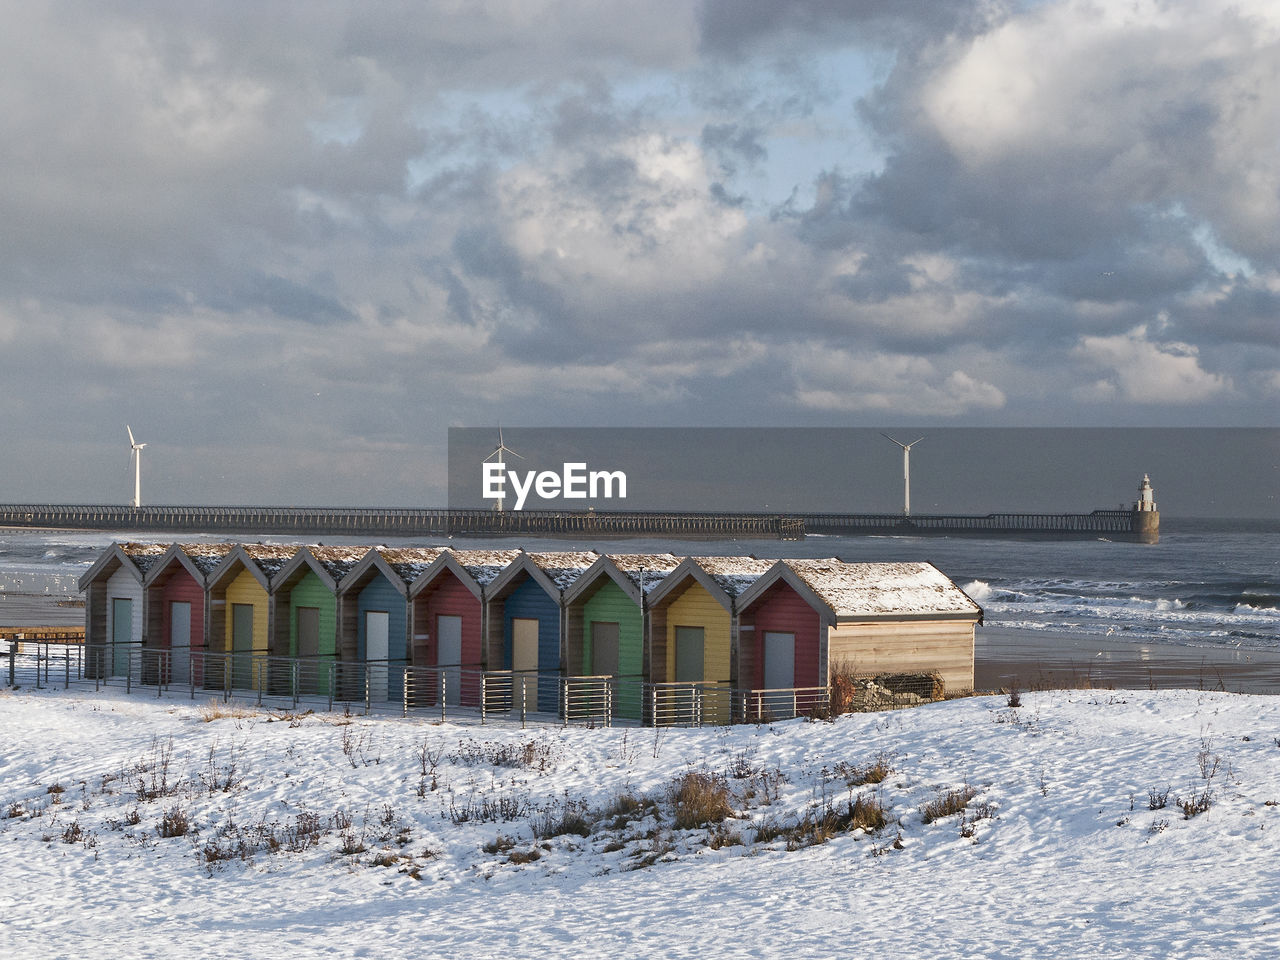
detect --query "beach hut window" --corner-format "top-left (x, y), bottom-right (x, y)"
top-left (296, 607), bottom-right (320, 659)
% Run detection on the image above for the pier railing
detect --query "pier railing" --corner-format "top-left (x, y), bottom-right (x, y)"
top-left (0, 502), bottom-right (1151, 540)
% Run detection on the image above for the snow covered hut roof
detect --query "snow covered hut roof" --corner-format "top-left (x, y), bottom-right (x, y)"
top-left (605, 553), bottom-right (682, 594)
top-left (239, 544), bottom-right (299, 578)
top-left (448, 549), bottom-right (522, 588)
top-left (179, 543), bottom-right (236, 576)
top-left (305, 546), bottom-right (371, 582)
top-left (782, 559), bottom-right (982, 618)
top-left (527, 551), bottom-right (599, 592)
top-left (377, 547), bottom-right (447, 585)
top-left (689, 556), bottom-right (775, 598)
top-left (119, 542), bottom-right (168, 575)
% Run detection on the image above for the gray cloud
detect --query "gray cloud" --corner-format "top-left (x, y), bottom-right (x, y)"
top-left (0, 0), bottom-right (1276, 506)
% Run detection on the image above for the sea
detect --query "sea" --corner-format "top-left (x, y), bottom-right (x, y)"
top-left (1, 519), bottom-right (1276, 654)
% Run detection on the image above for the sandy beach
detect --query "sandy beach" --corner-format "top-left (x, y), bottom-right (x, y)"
top-left (976, 626), bottom-right (1280, 695)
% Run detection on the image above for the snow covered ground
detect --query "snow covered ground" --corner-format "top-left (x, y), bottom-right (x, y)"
top-left (2, 686), bottom-right (1277, 959)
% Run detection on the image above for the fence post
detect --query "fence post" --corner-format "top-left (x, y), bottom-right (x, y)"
top-left (439, 672), bottom-right (446, 722)
top-left (520, 676), bottom-right (527, 729)
top-left (402, 668), bottom-right (409, 718)
top-left (65, 643), bottom-right (71, 690)
top-left (6, 639), bottom-right (14, 688)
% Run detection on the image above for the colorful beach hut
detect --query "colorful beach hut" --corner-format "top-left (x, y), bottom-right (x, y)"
top-left (207, 544), bottom-right (295, 691)
top-left (141, 542), bottom-right (233, 686)
top-left (736, 559), bottom-right (983, 703)
top-left (79, 542), bottom-right (167, 678)
top-left (270, 546), bottom-right (366, 696)
top-left (405, 549), bottom-right (492, 707)
top-left (338, 547), bottom-right (444, 702)
top-left (486, 551), bottom-right (596, 713)
top-left (563, 553), bottom-right (680, 720)
top-left (646, 556), bottom-right (773, 723)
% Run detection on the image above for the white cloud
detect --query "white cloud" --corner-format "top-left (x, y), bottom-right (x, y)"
top-left (1073, 323), bottom-right (1230, 404)
top-left (789, 346), bottom-right (1006, 415)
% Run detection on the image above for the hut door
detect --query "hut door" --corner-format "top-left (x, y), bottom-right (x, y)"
top-left (231, 603), bottom-right (254, 689)
top-left (437, 614), bottom-right (462, 706)
top-left (763, 632), bottom-right (795, 690)
top-left (169, 601), bottom-right (191, 685)
top-left (591, 622), bottom-right (620, 677)
top-left (296, 607), bottom-right (320, 694)
top-left (512, 618), bottom-right (539, 711)
top-left (674, 626), bottom-right (704, 682)
top-left (365, 611), bottom-right (389, 702)
top-left (111, 597), bottom-right (132, 676)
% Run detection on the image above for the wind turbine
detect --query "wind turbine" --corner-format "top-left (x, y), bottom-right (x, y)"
top-left (881, 433), bottom-right (924, 516)
top-left (127, 425), bottom-right (147, 508)
top-left (483, 426), bottom-right (522, 512)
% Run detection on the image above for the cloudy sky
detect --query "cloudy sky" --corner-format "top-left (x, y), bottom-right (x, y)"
top-left (2, 0), bottom-right (1277, 507)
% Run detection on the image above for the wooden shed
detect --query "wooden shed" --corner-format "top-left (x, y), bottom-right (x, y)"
top-left (338, 547), bottom-right (443, 703)
top-left (736, 559), bottom-right (983, 697)
top-left (404, 549), bottom-right (488, 707)
top-left (207, 544), bottom-right (296, 691)
top-left (141, 542), bottom-right (233, 686)
top-left (78, 542), bottom-right (167, 678)
top-left (562, 553), bottom-right (680, 720)
top-left (271, 546), bottom-right (367, 696)
top-left (646, 556), bottom-right (773, 723)
top-left (486, 551), bottom-right (596, 713)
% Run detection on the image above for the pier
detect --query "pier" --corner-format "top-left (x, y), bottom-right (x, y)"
top-left (0, 503), bottom-right (1157, 542)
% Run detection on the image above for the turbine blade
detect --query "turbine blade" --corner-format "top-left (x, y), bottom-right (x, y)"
top-left (127, 425), bottom-right (135, 446)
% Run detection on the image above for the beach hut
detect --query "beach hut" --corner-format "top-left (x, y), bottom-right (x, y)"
top-left (79, 542), bottom-right (167, 679)
top-left (563, 553), bottom-right (680, 720)
top-left (338, 547), bottom-right (443, 703)
top-left (270, 546), bottom-right (367, 696)
top-left (736, 559), bottom-right (983, 705)
top-left (404, 549), bottom-right (493, 707)
top-left (141, 542), bottom-right (233, 686)
top-left (207, 544), bottom-right (295, 691)
top-left (646, 556), bottom-right (773, 723)
top-left (486, 551), bottom-right (596, 713)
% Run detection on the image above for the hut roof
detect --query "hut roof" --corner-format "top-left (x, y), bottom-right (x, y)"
top-left (527, 551), bottom-right (598, 592)
top-left (377, 547), bottom-right (447, 585)
top-left (179, 542), bottom-right (236, 576)
top-left (605, 553), bottom-right (682, 594)
top-left (307, 545), bottom-right (371, 582)
top-left (448, 549), bottom-right (522, 588)
top-left (782, 559), bottom-right (982, 618)
top-left (239, 543), bottom-right (299, 578)
top-left (689, 556), bottom-right (775, 598)
top-left (119, 542), bottom-right (169, 576)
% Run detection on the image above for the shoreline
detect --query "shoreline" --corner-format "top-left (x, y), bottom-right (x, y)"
top-left (976, 625), bottom-right (1280, 696)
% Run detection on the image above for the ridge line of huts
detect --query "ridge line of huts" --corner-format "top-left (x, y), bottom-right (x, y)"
top-left (80, 541), bottom-right (983, 720)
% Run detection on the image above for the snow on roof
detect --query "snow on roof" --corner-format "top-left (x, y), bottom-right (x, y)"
top-left (527, 551), bottom-right (598, 592)
top-left (240, 544), bottom-right (300, 577)
top-left (378, 547), bottom-right (447, 585)
top-left (605, 553), bottom-right (682, 594)
top-left (179, 542), bottom-right (236, 576)
top-left (448, 549), bottom-right (522, 588)
top-left (119, 542), bottom-right (168, 575)
top-left (690, 556), bottom-right (775, 598)
top-left (783, 559), bottom-right (982, 618)
top-left (307, 546), bottom-right (371, 582)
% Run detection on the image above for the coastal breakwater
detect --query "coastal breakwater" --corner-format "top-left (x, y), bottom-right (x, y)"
top-left (0, 504), bottom-right (1159, 542)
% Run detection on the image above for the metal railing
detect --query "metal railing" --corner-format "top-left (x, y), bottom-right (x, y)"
top-left (4, 638), bottom-right (84, 689)
top-left (40, 644), bottom-right (946, 725)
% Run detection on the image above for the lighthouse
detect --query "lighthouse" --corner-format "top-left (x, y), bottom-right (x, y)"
top-left (1132, 474), bottom-right (1159, 543)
